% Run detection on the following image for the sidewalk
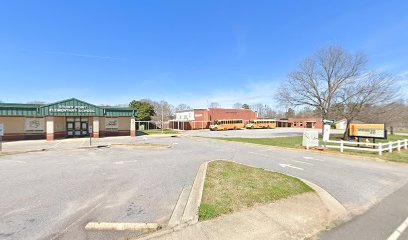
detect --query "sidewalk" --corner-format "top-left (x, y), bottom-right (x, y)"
top-left (0, 135), bottom-right (167, 155)
top-left (137, 192), bottom-right (332, 240)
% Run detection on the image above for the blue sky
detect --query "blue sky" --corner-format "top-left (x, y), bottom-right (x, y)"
top-left (0, 0), bottom-right (407, 109)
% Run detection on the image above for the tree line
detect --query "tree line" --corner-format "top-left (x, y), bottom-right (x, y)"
top-left (277, 45), bottom-right (404, 136)
top-left (127, 45), bottom-right (407, 133)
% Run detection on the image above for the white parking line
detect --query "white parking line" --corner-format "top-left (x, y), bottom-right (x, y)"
top-left (294, 160), bottom-right (313, 165)
top-left (279, 163), bottom-right (304, 171)
top-left (303, 156), bottom-right (324, 162)
top-left (387, 216), bottom-right (408, 240)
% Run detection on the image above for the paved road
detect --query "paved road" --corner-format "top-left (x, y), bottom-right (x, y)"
top-left (319, 182), bottom-right (408, 240)
top-left (181, 128), bottom-right (306, 138)
top-left (181, 128), bottom-right (346, 138)
top-left (1, 136), bottom-right (408, 239)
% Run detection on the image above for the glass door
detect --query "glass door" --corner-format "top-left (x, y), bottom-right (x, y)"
top-left (66, 117), bottom-right (89, 137)
top-left (67, 117), bottom-right (75, 137)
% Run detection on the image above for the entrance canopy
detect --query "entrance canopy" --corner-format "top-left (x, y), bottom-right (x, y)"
top-left (0, 98), bottom-right (136, 117)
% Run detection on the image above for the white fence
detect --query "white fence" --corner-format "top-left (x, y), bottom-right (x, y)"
top-left (320, 139), bottom-right (408, 155)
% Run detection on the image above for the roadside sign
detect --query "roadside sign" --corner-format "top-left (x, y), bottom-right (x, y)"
top-left (349, 124), bottom-right (386, 139)
top-left (303, 131), bottom-right (319, 149)
top-left (323, 124), bottom-right (331, 142)
top-left (322, 119), bottom-right (335, 124)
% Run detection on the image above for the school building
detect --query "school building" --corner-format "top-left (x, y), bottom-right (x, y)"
top-left (0, 98), bottom-right (137, 141)
top-left (276, 118), bottom-right (323, 129)
top-left (170, 108), bottom-right (257, 130)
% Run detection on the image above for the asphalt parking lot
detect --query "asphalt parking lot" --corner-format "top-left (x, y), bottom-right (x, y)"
top-left (181, 127), bottom-right (345, 138)
top-left (182, 127), bottom-right (305, 138)
top-left (1, 134), bottom-right (408, 240)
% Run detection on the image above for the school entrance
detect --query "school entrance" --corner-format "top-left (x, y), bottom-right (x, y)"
top-left (66, 117), bottom-right (89, 137)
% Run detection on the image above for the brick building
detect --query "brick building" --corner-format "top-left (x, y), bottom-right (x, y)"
top-left (0, 98), bottom-right (136, 141)
top-left (288, 118), bottom-right (323, 129)
top-left (170, 108), bottom-right (257, 130)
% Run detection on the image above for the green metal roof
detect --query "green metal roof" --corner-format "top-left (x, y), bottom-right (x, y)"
top-left (0, 98), bottom-right (136, 117)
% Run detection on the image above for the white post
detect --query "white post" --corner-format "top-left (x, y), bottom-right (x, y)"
top-left (379, 143), bottom-right (382, 156)
top-left (46, 117), bottom-right (55, 141)
top-left (340, 140), bottom-right (344, 153)
top-left (389, 142), bottom-right (393, 153)
top-left (397, 140), bottom-right (401, 152)
top-left (405, 139), bottom-right (408, 150)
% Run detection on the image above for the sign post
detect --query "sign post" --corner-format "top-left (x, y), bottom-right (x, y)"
top-left (322, 120), bottom-right (334, 147)
top-left (89, 125), bottom-right (93, 146)
top-left (0, 123), bottom-right (4, 152)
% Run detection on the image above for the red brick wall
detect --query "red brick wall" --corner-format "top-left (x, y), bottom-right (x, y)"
top-left (288, 118), bottom-right (323, 129)
top-left (208, 108), bottom-right (257, 122)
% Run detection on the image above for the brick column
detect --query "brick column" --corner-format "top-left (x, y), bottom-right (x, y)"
top-left (46, 117), bottom-right (55, 141)
top-left (130, 116), bottom-right (136, 137)
top-left (93, 117), bottom-right (100, 138)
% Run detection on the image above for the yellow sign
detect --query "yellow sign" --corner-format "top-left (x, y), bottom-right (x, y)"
top-left (349, 124), bottom-right (386, 139)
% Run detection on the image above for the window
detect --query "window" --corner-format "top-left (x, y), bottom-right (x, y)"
top-left (300, 122), bottom-right (303, 127)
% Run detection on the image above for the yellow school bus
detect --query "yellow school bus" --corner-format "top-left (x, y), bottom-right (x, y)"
top-left (246, 119), bottom-right (277, 129)
top-left (209, 119), bottom-right (245, 131)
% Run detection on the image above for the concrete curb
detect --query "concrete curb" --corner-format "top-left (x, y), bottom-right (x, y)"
top-left (167, 185), bottom-right (191, 227)
top-left (228, 160), bottom-right (349, 227)
top-left (301, 179), bottom-right (349, 227)
top-left (135, 160), bottom-right (348, 240)
top-left (134, 162), bottom-right (209, 240)
top-left (85, 222), bottom-right (159, 232)
top-left (181, 161), bottom-right (208, 224)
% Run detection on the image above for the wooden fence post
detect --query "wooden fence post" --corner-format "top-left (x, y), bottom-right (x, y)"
top-left (379, 143), bottom-right (382, 156)
top-left (397, 140), bottom-right (401, 152)
top-left (340, 140), bottom-right (344, 153)
top-left (405, 139), bottom-right (408, 150)
top-left (389, 142), bottom-right (393, 153)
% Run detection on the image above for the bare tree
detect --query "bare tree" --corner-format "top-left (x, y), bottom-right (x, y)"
top-left (175, 104), bottom-right (191, 112)
top-left (232, 102), bottom-right (243, 109)
top-left (338, 72), bottom-right (399, 138)
top-left (277, 45), bottom-right (399, 137)
top-left (142, 99), bottom-right (175, 122)
top-left (264, 105), bottom-right (276, 118)
top-left (358, 101), bottom-right (408, 132)
top-left (295, 107), bottom-right (318, 118)
top-left (208, 102), bottom-right (221, 108)
top-left (250, 103), bottom-right (265, 117)
top-left (277, 46), bottom-right (366, 122)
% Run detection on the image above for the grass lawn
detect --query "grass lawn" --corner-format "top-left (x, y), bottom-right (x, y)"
top-left (215, 136), bottom-right (303, 148)
top-left (137, 129), bottom-right (179, 135)
top-left (216, 134), bottom-right (408, 163)
top-left (198, 160), bottom-right (313, 221)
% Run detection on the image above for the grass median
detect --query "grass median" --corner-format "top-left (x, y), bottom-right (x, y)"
top-left (137, 129), bottom-right (179, 135)
top-left (198, 160), bottom-right (313, 221)
top-left (215, 134), bottom-right (408, 163)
